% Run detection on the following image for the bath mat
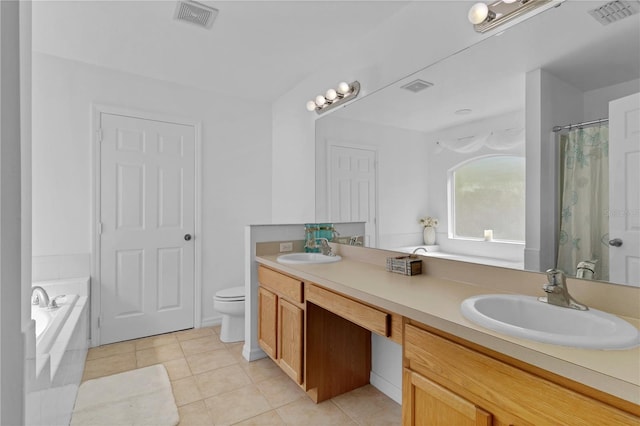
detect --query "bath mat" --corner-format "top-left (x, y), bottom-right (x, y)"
top-left (71, 364), bottom-right (179, 426)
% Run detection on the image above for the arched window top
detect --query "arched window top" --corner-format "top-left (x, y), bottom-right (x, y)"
top-left (449, 155), bottom-right (525, 242)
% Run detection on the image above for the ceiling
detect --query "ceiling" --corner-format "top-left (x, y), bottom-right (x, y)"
top-left (32, 0), bottom-right (413, 102)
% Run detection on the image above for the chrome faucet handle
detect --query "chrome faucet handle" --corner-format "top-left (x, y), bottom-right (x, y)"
top-left (546, 268), bottom-right (566, 286)
top-left (539, 268), bottom-right (588, 311)
top-left (49, 295), bottom-right (66, 309)
top-left (317, 238), bottom-right (335, 256)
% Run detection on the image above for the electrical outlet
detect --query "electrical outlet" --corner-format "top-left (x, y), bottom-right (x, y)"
top-left (279, 242), bottom-right (293, 252)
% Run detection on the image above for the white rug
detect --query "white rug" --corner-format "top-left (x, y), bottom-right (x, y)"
top-left (71, 364), bottom-right (179, 426)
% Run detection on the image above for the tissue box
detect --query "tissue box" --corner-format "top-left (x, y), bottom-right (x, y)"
top-left (385, 256), bottom-right (422, 276)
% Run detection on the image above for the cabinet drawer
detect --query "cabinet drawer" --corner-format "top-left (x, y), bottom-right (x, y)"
top-left (404, 323), bottom-right (639, 425)
top-left (258, 266), bottom-right (303, 303)
top-left (306, 283), bottom-right (389, 337)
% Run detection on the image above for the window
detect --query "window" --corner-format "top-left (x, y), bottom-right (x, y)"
top-left (450, 156), bottom-right (525, 242)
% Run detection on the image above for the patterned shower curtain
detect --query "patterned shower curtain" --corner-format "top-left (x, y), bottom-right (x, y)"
top-left (557, 126), bottom-right (609, 281)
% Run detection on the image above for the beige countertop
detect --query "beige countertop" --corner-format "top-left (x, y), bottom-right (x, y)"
top-left (256, 251), bottom-right (640, 406)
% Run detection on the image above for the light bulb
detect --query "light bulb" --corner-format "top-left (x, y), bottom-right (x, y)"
top-left (502, 0), bottom-right (518, 3)
top-left (315, 95), bottom-right (327, 107)
top-left (468, 2), bottom-right (489, 25)
top-left (325, 88), bottom-right (338, 101)
top-left (306, 100), bottom-right (317, 112)
top-left (337, 82), bottom-right (351, 95)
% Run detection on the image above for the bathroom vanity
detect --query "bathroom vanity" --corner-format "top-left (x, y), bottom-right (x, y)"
top-left (255, 244), bottom-right (640, 425)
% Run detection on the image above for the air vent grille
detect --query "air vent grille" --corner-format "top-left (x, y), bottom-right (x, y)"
top-left (174, 1), bottom-right (218, 29)
top-left (400, 79), bottom-right (434, 93)
top-left (588, 0), bottom-right (638, 25)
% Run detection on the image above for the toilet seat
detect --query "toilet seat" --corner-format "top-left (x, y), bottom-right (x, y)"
top-left (215, 286), bottom-right (245, 302)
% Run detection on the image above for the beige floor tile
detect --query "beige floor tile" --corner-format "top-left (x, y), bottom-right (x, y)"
top-left (134, 332), bottom-right (179, 350)
top-left (332, 384), bottom-right (401, 423)
top-left (255, 374), bottom-right (306, 408)
top-left (173, 376), bottom-right (204, 407)
top-left (136, 342), bottom-right (185, 368)
top-left (186, 349), bottom-right (238, 375)
top-left (204, 384), bottom-right (271, 425)
top-left (195, 364), bottom-right (251, 399)
top-left (86, 340), bottom-right (136, 361)
top-left (240, 357), bottom-right (284, 383)
top-left (176, 327), bottom-right (216, 342)
top-left (164, 357), bottom-right (193, 381)
top-left (181, 335), bottom-right (226, 356)
top-left (276, 398), bottom-right (354, 425)
top-left (356, 409), bottom-right (403, 426)
top-left (81, 352), bottom-right (137, 381)
top-left (232, 410), bottom-right (285, 425)
top-left (210, 325), bottom-right (222, 335)
top-left (224, 342), bottom-right (245, 360)
top-left (178, 400), bottom-right (214, 426)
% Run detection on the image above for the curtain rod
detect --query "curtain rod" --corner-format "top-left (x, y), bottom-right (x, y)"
top-left (552, 118), bottom-right (608, 133)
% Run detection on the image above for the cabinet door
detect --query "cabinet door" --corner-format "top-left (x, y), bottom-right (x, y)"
top-left (403, 369), bottom-right (492, 426)
top-left (258, 287), bottom-right (278, 359)
top-left (278, 298), bottom-right (304, 384)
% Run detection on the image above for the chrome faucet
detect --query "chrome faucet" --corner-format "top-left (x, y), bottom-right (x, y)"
top-left (538, 269), bottom-right (588, 311)
top-left (412, 247), bottom-right (428, 254)
top-left (31, 286), bottom-right (51, 308)
top-left (316, 238), bottom-right (335, 256)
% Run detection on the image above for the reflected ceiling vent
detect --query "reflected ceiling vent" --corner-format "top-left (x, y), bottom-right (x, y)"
top-left (588, 0), bottom-right (638, 25)
top-left (174, 1), bottom-right (219, 29)
top-left (400, 79), bottom-right (434, 93)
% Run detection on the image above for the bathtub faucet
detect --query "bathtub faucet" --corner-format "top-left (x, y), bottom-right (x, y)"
top-left (31, 286), bottom-right (51, 308)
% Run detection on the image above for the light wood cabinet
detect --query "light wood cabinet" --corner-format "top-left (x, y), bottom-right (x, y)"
top-left (403, 321), bottom-right (640, 426)
top-left (403, 368), bottom-right (492, 426)
top-left (257, 266), bottom-right (304, 384)
top-left (257, 287), bottom-right (277, 359)
top-left (278, 298), bottom-right (303, 384)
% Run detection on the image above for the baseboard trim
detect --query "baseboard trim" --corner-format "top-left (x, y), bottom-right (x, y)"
top-left (243, 345), bottom-right (267, 362)
top-left (370, 371), bottom-right (402, 404)
top-left (200, 316), bottom-right (222, 328)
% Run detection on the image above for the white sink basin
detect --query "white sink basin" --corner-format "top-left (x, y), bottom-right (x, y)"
top-left (277, 253), bottom-right (342, 265)
top-left (461, 294), bottom-right (640, 350)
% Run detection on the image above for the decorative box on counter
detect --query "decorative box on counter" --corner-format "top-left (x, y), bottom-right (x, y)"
top-left (386, 255), bottom-right (422, 276)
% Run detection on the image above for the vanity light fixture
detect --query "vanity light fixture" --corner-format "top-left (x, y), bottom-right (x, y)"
top-left (306, 81), bottom-right (361, 115)
top-left (468, 0), bottom-right (551, 33)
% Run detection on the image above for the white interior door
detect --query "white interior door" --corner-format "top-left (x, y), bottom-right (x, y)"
top-left (609, 93), bottom-right (640, 286)
top-left (99, 113), bottom-right (195, 344)
top-left (328, 145), bottom-right (377, 247)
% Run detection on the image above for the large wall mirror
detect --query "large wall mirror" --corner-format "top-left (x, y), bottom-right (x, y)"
top-left (316, 1), bottom-right (639, 287)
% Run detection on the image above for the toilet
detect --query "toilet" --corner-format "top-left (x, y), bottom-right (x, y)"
top-left (213, 286), bottom-right (245, 343)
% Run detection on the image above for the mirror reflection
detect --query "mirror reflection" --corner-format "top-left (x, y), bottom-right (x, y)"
top-left (316, 1), bottom-right (639, 286)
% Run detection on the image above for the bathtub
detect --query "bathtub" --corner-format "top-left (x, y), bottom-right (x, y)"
top-left (30, 277), bottom-right (89, 382)
top-left (28, 277), bottom-right (90, 425)
top-left (32, 294), bottom-right (80, 355)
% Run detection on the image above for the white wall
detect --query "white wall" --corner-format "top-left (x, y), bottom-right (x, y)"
top-left (32, 52), bottom-right (273, 332)
top-left (584, 79), bottom-right (640, 120)
top-left (315, 116), bottom-right (429, 249)
top-left (1, 1), bottom-right (26, 423)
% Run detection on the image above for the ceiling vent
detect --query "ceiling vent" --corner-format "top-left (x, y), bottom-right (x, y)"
top-left (588, 0), bottom-right (639, 25)
top-left (174, 1), bottom-right (219, 29)
top-left (400, 79), bottom-right (434, 93)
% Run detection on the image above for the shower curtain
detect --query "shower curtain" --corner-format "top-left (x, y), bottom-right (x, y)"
top-left (557, 126), bottom-right (609, 281)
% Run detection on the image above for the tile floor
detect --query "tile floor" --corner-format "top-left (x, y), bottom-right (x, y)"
top-left (82, 326), bottom-right (401, 425)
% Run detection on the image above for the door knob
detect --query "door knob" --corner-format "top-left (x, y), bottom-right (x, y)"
top-left (184, 234), bottom-right (192, 241)
top-left (608, 238), bottom-right (622, 247)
